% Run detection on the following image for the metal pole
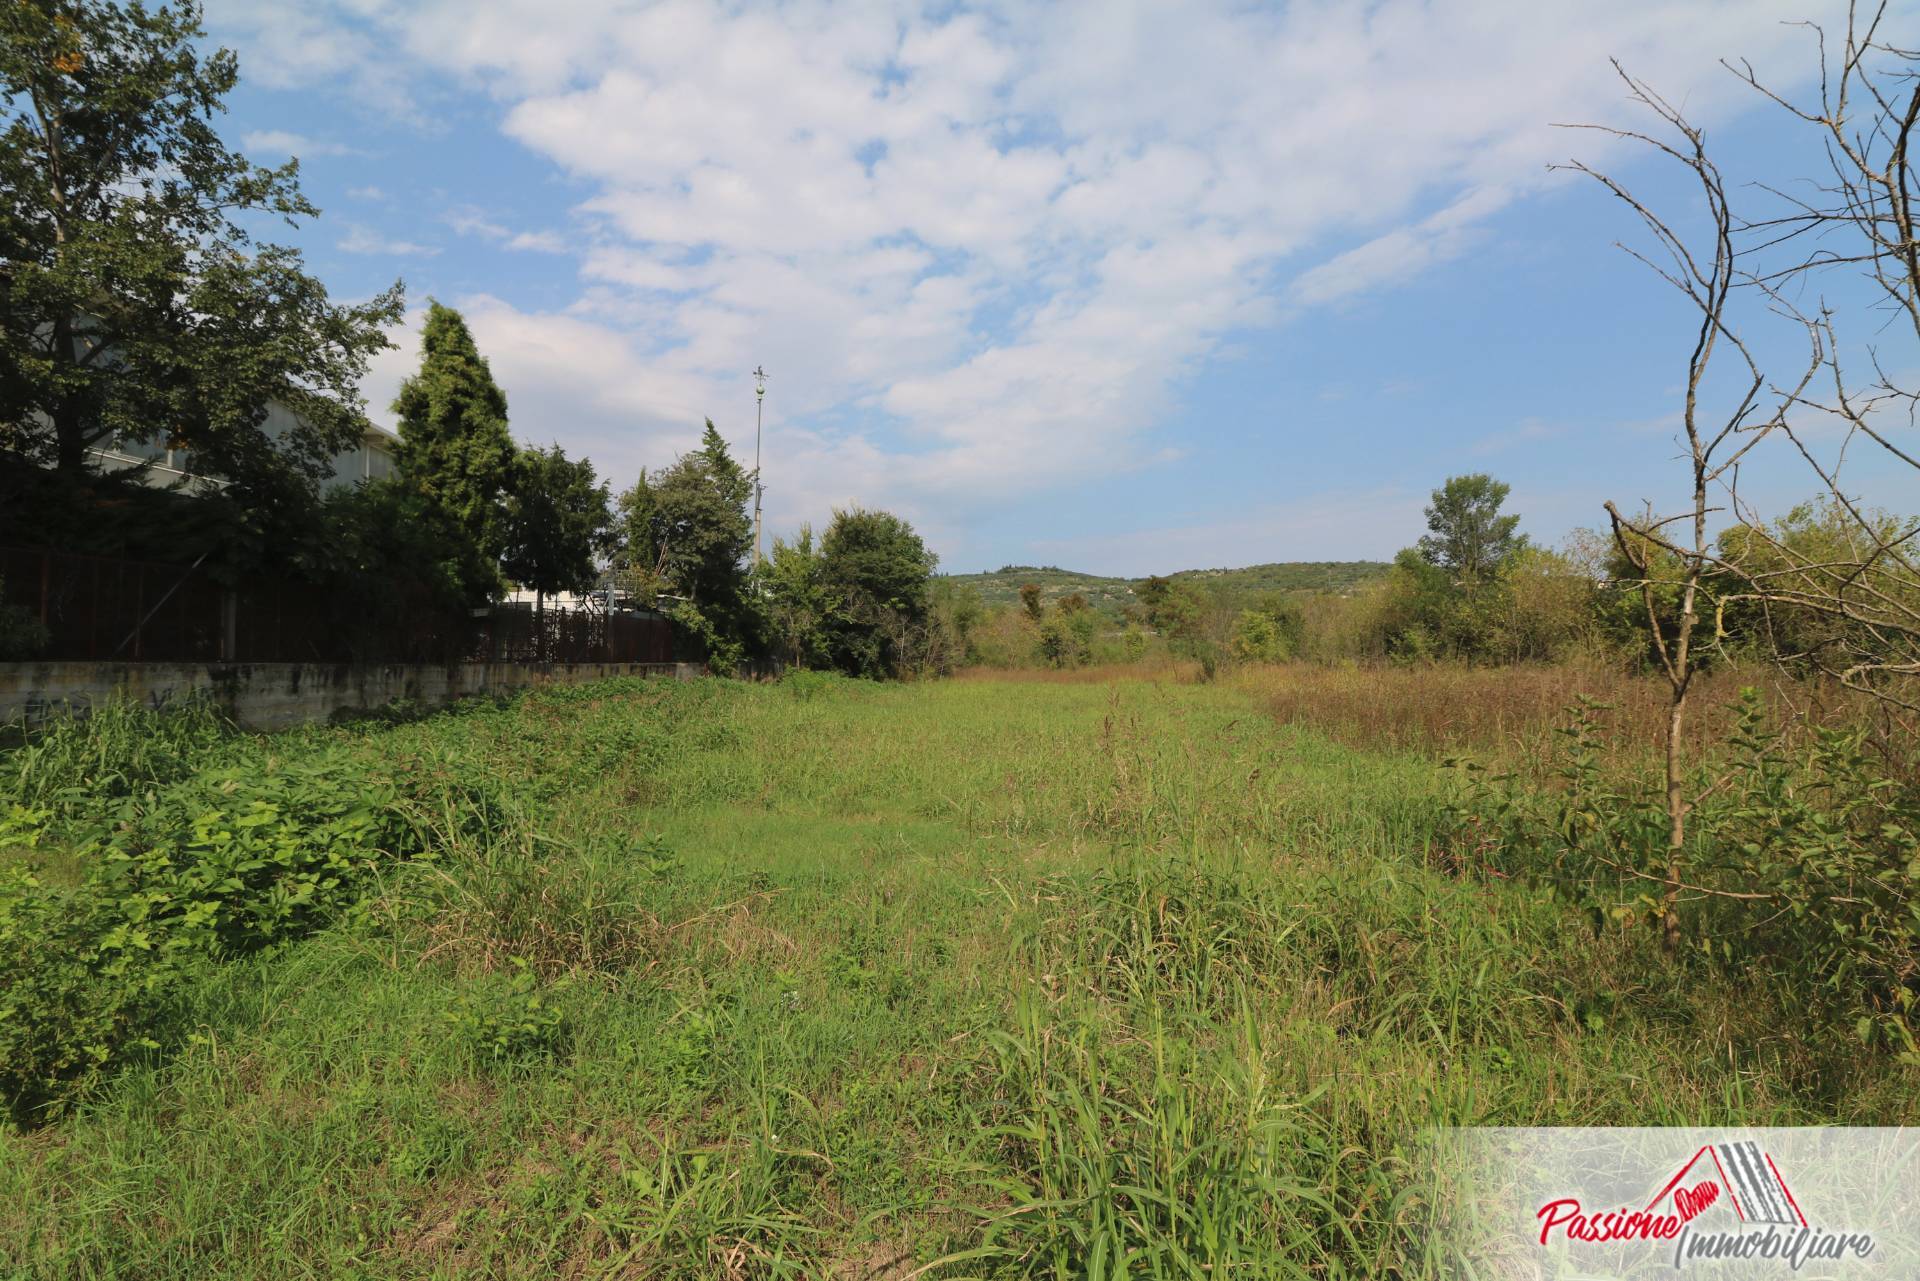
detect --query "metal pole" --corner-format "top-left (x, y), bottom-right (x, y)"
top-left (752, 365), bottom-right (767, 571)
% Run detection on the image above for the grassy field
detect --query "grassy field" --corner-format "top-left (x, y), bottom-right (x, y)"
top-left (2, 671), bottom-right (1914, 1278)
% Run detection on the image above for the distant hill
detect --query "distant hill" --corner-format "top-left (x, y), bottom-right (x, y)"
top-left (1165, 561), bottom-right (1392, 597)
top-left (941, 561), bottom-right (1390, 615)
top-left (940, 565), bottom-right (1138, 614)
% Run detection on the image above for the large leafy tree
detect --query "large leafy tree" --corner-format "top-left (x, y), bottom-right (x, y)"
top-left (391, 302), bottom-right (517, 598)
top-left (0, 0), bottom-right (401, 484)
top-left (499, 442), bottom-right (611, 616)
top-left (1137, 574), bottom-right (1221, 670)
top-left (761, 524), bottom-right (838, 669)
top-left (616, 420), bottom-right (756, 665)
top-left (617, 420), bottom-right (752, 607)
top-left (1417, 473), bottom-right (1525, 582)
top-left (818, 506), bottom-right (937, 677)
top-left (315, 479), bottom-right (477, 662)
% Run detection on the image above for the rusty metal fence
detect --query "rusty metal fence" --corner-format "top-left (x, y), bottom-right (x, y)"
top-left (2, 546), bottom-right (674, 665)
top-left (3, 545), bottom-right (227, 660)
top-left (472, 602), bottom-right (673, 664)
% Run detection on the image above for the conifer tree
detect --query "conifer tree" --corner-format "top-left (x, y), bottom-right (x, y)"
top-left (614, 419), bottom-right (756, 666)
top-left (391, 302), bottom-right (517, 601)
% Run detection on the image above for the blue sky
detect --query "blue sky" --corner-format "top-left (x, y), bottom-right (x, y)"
top-left (204, 0), bottom-right (1919, 574)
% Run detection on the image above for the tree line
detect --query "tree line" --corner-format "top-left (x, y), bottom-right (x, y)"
top-left (0, 0), bottom-right (940, 674)
top-left (389, 301), bottom-right (945, 675)
top-left (963, 471), bottom-right (1917, 682)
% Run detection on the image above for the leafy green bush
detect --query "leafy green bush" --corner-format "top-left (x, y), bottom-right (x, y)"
top-left (0, 729), bottom-right (519, 1118)
top-left (93, 754), bottom-right (427, 953)
top-left (1036, 608), bottom-right (1095, 668)
top-left (0, 862), bottom-right (183, 1121)
top-left (443, 957), bottom-right (571, 1068)
top-left (1450, 692), bottom-right (1920, 1054)
top-left (1227, 608), bottom-right (1287, 664)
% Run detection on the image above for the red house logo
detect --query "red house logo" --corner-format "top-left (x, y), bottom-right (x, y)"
top-left (1645, 1141), bottom-right (1805, 1229)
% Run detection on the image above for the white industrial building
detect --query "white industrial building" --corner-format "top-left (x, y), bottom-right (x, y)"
top-left (87, 400), bottom-right (399, 492)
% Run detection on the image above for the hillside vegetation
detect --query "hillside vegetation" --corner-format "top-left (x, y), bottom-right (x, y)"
top-left (942, 561), bottom-right (1388, 617)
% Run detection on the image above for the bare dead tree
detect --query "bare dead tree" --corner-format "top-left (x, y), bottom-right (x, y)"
top-left (1710, 4), bottom-right (1920, 712)
top-left (1555, 68), bottom-right (1819, 952)
top-left (1563, 5), bottom-right (1920, 950)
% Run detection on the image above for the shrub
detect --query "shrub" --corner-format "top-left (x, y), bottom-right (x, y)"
top-left (1037, 610), bottom-right (1095, 668)
top-left (0, 862), bottom-right (183, 1122)
top-left (95, 753), bottom-right (427, 953)
top-left (1227, 608), bottom-right (1286, 664)
top-left (444, 957), bottom-right (571, 1068)
top-left (1450, 692), bottom-right (1920, 1054)
top-left (0, 728), bottom-right (516, 1117)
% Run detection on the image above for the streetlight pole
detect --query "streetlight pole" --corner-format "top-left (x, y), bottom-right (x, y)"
top-left (751, 365), bottom-right (768, 571)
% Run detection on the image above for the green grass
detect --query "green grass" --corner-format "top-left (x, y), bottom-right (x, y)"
top-left (2, 673), bottom-right (1913, 1278)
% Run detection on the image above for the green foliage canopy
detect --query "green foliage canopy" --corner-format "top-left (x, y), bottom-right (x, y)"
top-left (617, 422), bottom-right (752, 607)
top-left (762, 525), bottom-right (838, 669)
top-left (818, 507), bottom-right (937, 677)
top-left (500, 443), bottom-right (612, 605)
top-left (616, 421), bottom-right (755, 667)
top-left (0, 0), bottom-right (401, 485)
top-left (1417, 473), bottom-right (1526, 582)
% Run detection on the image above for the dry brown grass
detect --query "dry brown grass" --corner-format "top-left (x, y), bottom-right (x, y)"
top-left (951, 661), bottom-right (1202, 685)
top-left (1233, 660), bottom-right (1854, 762)
top-left (951, 658), bottom-right (1900, 768)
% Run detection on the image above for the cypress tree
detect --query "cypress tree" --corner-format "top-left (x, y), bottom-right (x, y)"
top-left (391, 302), bottom-right (517, 601)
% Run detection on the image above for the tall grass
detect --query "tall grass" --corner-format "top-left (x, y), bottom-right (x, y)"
top-left (952, 660), bottom-right (1202, 686)
top-left (1235, 659), bottom-right (1838, 761)
top-left (5, 695), bottom-right (236, 824)
top-left (1, 672), bottom-right (1913, 1278)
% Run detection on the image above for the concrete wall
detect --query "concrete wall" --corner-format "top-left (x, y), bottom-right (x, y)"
top-left (0, 660), bottom-right (707, 732)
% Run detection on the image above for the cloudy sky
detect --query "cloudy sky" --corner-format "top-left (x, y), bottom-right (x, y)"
top-left (204, 0), bottom-right (1915, 574)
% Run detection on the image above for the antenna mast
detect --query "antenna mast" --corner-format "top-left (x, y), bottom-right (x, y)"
top-left (751, 365), bottom-right (768, 571)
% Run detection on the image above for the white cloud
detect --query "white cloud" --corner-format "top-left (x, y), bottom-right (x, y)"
top-left (505, 230), bottom-right (568, 254)
top-left (1473, 417), bottom-right (1566, 456)
top-left (206, 1), bottom-right (427, 122)
top-left (217, 0), bottom-right (1847, 543)
top-left (346, 185), bottom-right (387, 201)
top-left (443, 208), bottom-right (510, 240)
top-left (442, 207), bottom-right (572, 254)
top-left (338, 224), bottom-right (441, 257)
top-left (1292, 187), bottom-right (1514, 308)
top-left (241, 128), bottom-right (360, 158)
